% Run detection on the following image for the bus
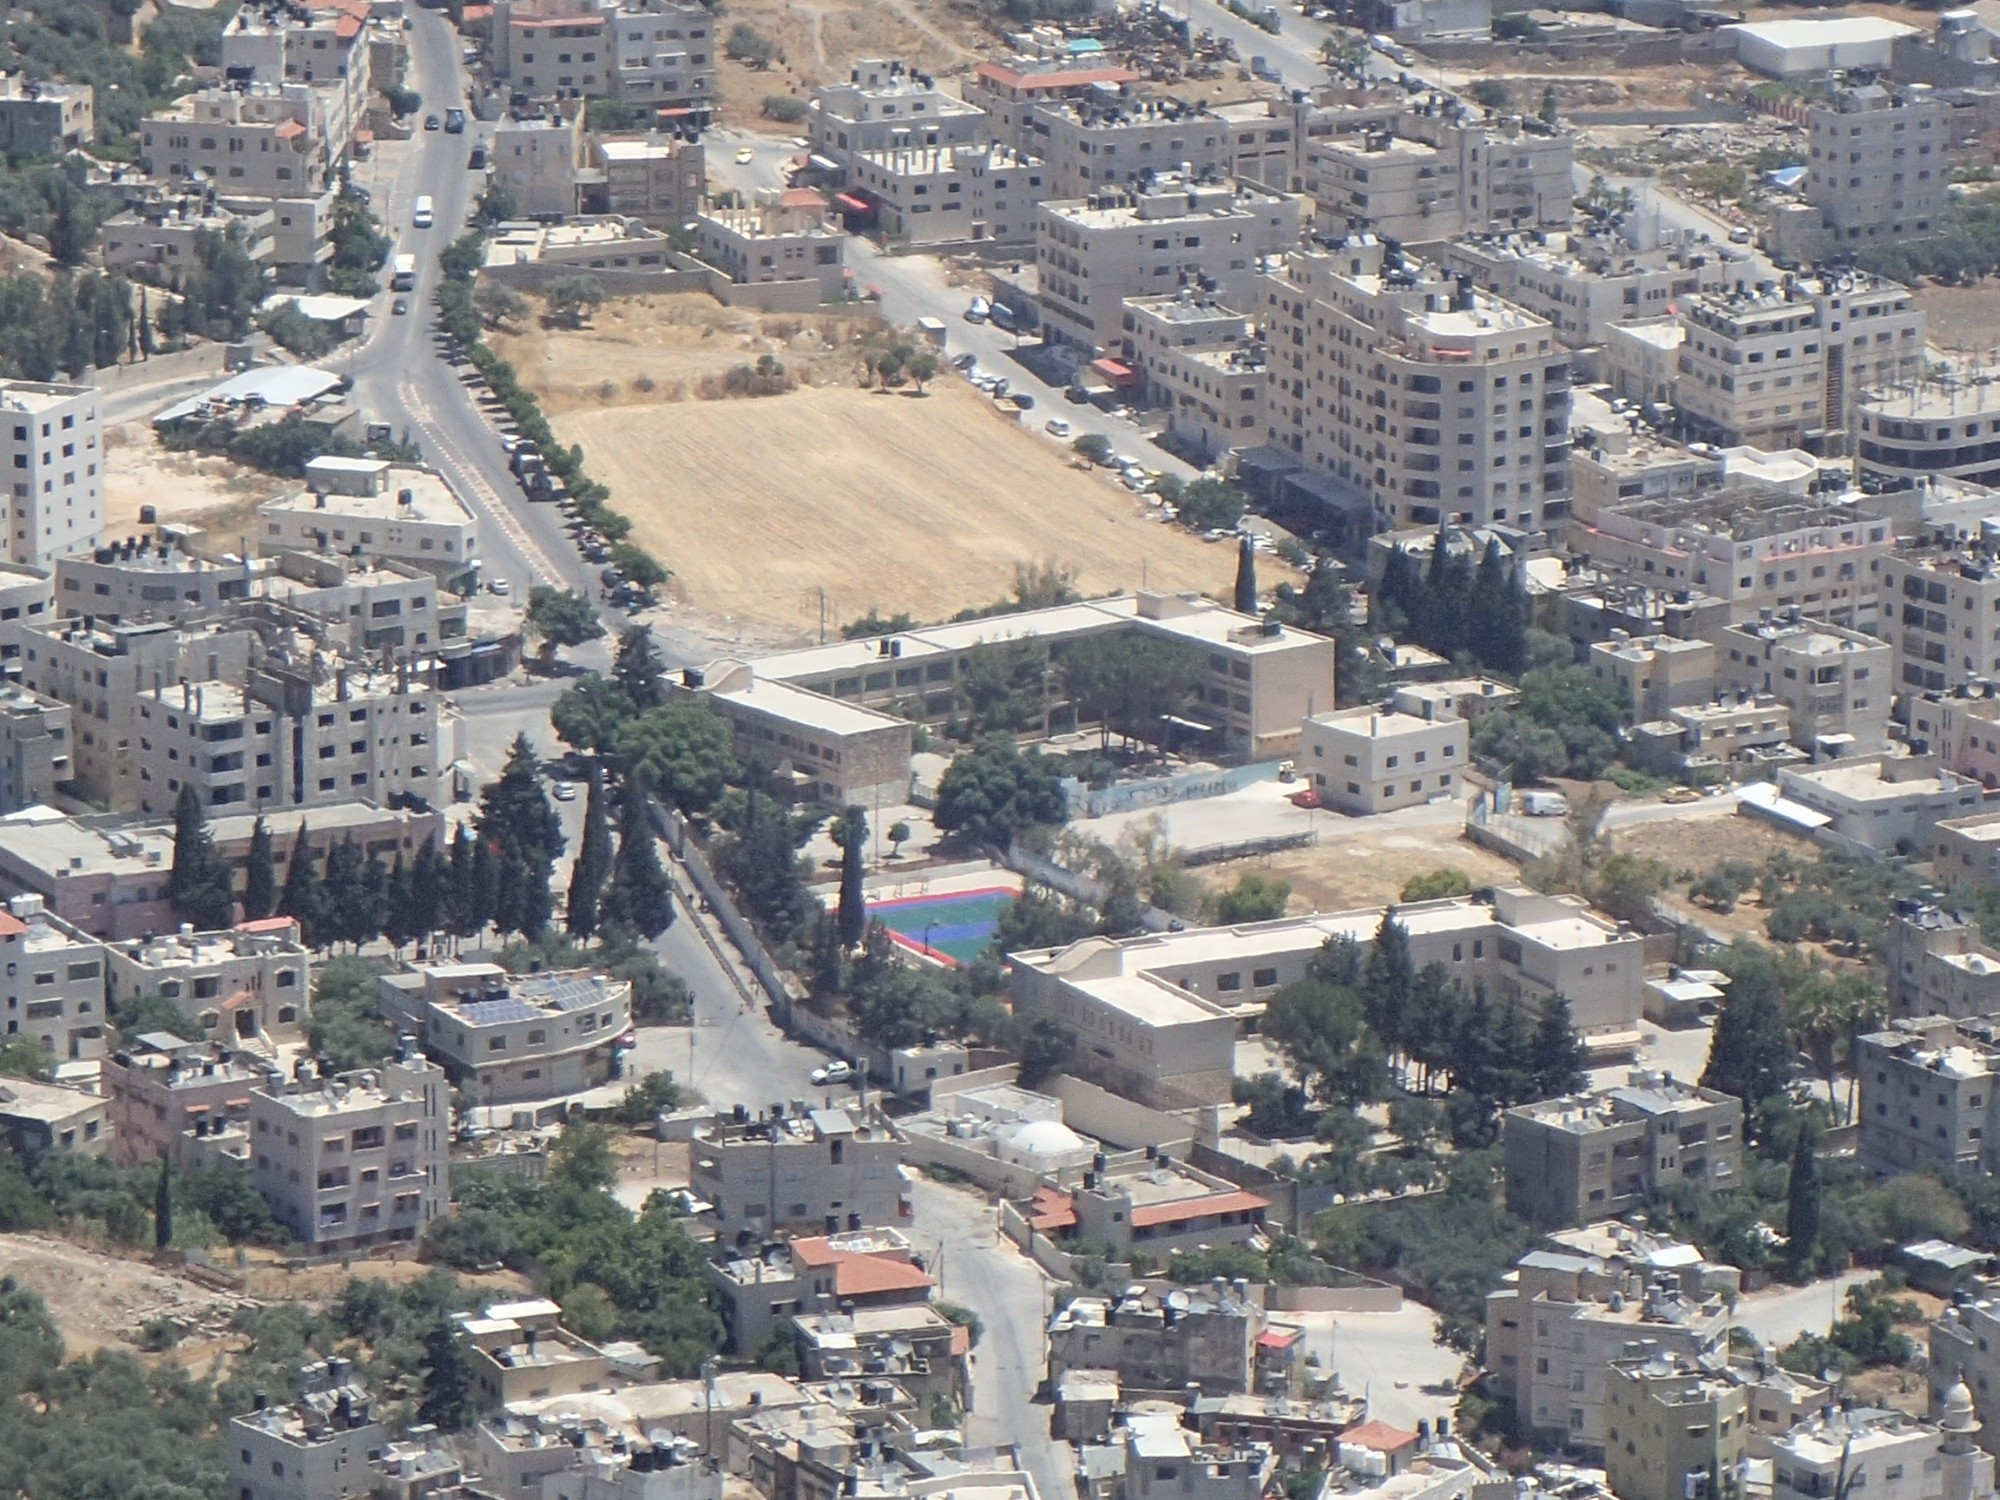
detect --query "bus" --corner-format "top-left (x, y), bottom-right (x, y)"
top-left (412, 195), bottom-right (434, 229)
top-left (390, 254), bottom-right (416, 291)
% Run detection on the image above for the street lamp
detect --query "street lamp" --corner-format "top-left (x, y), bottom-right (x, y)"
top-left (924, 921), bottom-right (937, 960)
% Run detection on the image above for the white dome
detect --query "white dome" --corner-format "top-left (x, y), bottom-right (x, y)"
top-left (1005, 1118), bottom-right (1087, 1157)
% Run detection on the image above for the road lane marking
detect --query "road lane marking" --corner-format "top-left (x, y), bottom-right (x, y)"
top-left (400, 379), bottom-right (566, 588)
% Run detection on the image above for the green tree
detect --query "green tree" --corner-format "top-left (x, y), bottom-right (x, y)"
top-left (1176, 476), bottom-right (1245, 532)
top-left (1529, 996), bottom-right (1586, 1100)
top-left (553, 675), bottom-right (637, 756)
top-left (408, 837), bottom-right (446, 947)
top-left (1701, 942), bottom-right (1801, 1136)
top-left (543, 275), bottom-right (605, 329)
top-left (168, 783), bottom-right (235, 930)
top-left (836, 805), bottom-right (868, 948)
top-left (602, 782), bottom-right (675, 941)
top-left (524, 586), bottom-right (604, 667)
top-left (1233, 535), bottom-right (1259, 615)
top-left (568, 769), bottom-right (614, 941)
top-left (933, 736), bottom-right (1070, 847)
top-left (241, 814), bottom-right (277, 922)
top-left (1401, 868), bottom-right (1472, 902)
top-left (382, 855), bottom-right (421, 953)
top-left (420, 1315), bottom-right (473, 1431)
top-left (1262, 978), bottom-right (1386, 1107)
top-left (1072, 433), bottom-right (1112, 465)
top-left (153, 1155), bottom-right (171, 1253)
top-left (276, 821), bottom-right (320, 946)
top-left (614, 703), bottom-right (736, 816)
top-left (1211, 873), bottom-right (1289, 924)
top-left (613, 625), bottom-right (668, 712)
top-left (1787, 1122), bottom-right (1822, 1276)
top-left (319, 835), bottom-right (367, 951)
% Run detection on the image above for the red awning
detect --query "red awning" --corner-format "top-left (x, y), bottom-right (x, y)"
top-left (1128, 1189), bottom-right (1270, 1228)
top-left (833, 192), bottom-right (871, 213)
top-left (1091, 357), bottom-right (1139, 388)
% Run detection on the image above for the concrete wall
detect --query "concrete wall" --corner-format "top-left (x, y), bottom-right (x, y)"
top-left (480, 257), bottom-right (829, 311)
top-left (1046, 1074), bottom-right (1206, 1152)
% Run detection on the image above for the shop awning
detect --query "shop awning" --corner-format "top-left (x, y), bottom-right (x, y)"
top-left (1091, 357), bottom-right (1139, 387)
top-left (833, 192), bottom-right (871, 213)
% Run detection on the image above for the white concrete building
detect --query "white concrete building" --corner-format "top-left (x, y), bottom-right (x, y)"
top-left (592, 134), bottom-right (705, 227)
top-left (1716, 615), bottom-right (1891, 756)
top-left (494, 0), bottom-right (716, 110)
top-left (1443, 233), bottom-right (1740, 351)
top-left (0, 891), bottom-right (105, 1063)
top-left (844, 145), bottom-right (1045, 248)
top-left (1931, 1293), bottom-right (2000, 1459)
top-left (0, 380), bottom-right (101, 570)
top-left (1775, 754), bottom-right (1988, 852)
top-left (494, 103), bottom-right (586, 220)
top-left (1801, 82), bottom-right (1947, 251)
top-left (1026, 98), bottom-right (1232, 199)
top-left (229, 1363), bottom-right (386, 1500)
top-left (806, 58), bottom-right (986, 170)
top-left (1857, 375), bottom-right (2000, 491)
top-left (691, 1103), bottom-right (909, 1241)
top-left (1035, 175), bottom-right (1302, 360)
top-left (1766, 1402), bottom-right (1992, 1500)
top-left (692, 190), bottom-right (845, 299)
top-left (1298, 702), bottom-right (1466, 814)
top-left (0, 74), bottom-right (92, 152)
top-left (258, 458), bottom-right (481, 589)
top-left (249, 1046), bottom-right (449, 1252)
top-left (377, 962), bottom-right (632, 1105)
top-left (105, 917), bottom-right (311, 1049)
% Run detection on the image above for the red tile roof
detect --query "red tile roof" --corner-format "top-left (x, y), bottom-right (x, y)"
top-left (1341, 1420), bottom-right (1417, 1452)
top-left (786, 1236), bottom-right (935, 1297)
top-left (1029, 1186), bottom-right (1077, 1232)
top-left (235, 916), bottom-right (295, 934)
top-left (0, 912), bottom-right (28, 938)
top-left (1127, 1190), bottom-right (1269, 1229)
top-left (949, 1323), bottom-right (971, 1357)
top-left (1256, 1328), bottom-right (1302, 1350)
top-left (974, 61), bottom-right (1136, 91)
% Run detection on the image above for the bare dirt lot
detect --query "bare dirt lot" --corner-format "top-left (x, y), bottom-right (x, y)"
top-left (1239, 822), bottom-right (1523, 913)
top-left (102, 419), bottom-right (281, 542)
top-left (709, 0), bottom-right (986, 132)
top-left (556, 380), bottom-right (1250, 634)
top-left (0, 1233), bottom-right (249, 1354)
top-left (1912, 283), bottom-right (2000, 358)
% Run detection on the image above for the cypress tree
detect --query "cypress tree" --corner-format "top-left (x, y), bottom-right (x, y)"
top-left (320, 836), bottom-right (365, 952)
top-left (1362, 907), bottom-right (1415, 1063)
top-left (169, 783), bottom-right (235, 930)
top-left (567, 770), bottom-right (613, 940)
top-left (383, 855), bottom-right (421, 952)
top-left (466, 830), bottom-right (498, 942)
top-left (603, 781), bottom-right (674, 940)
top-left (241, 815), bottom-right (277, 921)
top-left (1528, 994), bottom-right (1587, 1100)
top-left (276, 821), bottom-right (320, 946)
top-left (420, 1317), bottom-right (472, 1432)
top-left (836, 805), bottom-right (868, 949)
top-left (612, 625), bottom-right (668, 712)
top-left (1374, 544), bottom-right (1416, 632)
top-left (154, 1155), bottom-right (172, 1253)
top-left (1787, 1122), bottom-right (1822, 1275)
top-left (356, 847), bottom-right (390, 949)
top-left (408, 836), bottom-right (444, 947)
top-left (1233, 536), bottom-right (1259, 616)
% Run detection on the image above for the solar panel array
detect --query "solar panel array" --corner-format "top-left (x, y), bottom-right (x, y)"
top-left (516, 973), bottom-right (602, 1012)
top-left (458, 997), bottom-right (542, 1026)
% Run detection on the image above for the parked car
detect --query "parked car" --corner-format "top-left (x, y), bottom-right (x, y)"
top-left (811, 1060), bottom-right (855, 1086)
top-left (1045, 417), bottom-right (1072, 438)
top-left (1009, 392), bottom-right (1035, 410)
top-left (488, 578), bottom-right (511, 595)
top-left (391, 298), bottom-right (408, 315)
top-left (1065, 385), bottom-right (1091, 404)
top-left (423, 114), bottom-right (440, 131)
top-left (552, 781), bottom-right (576, 802)
top-left (950, 352), bottom-right (977, 371)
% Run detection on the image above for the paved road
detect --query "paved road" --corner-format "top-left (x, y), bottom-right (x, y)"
top-left (1733, 1270), bottom-right (1877, 1351)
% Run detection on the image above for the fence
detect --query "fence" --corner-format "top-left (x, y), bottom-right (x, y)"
top-left (86, 341), bottom-right (237, 398)
top-left (1048, 1074), bottom-right (1204, 1152)
top-left (1068, 761), bottom-right (1281, 820)
top-left (651, 800), bottom-right (801, 1015)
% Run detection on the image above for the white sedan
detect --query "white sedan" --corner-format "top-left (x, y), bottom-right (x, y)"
top-left (810, 1060), bottom-right (855, 1086)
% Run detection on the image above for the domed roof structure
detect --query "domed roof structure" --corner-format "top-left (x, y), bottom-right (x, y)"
top-left (1005, 1118), bottom-right (1088, 1158)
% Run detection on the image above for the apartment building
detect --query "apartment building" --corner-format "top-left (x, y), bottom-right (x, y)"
top-left (691, 1103), bottom-right (908, 1241)
top-left (256, 551), bottom-right (471, 663)
top-left (104, 1033), bottom-right (264, 1169)
top-left (1057, 1156), bottom-right (1270, 1259)
top-left (377, 962), bottom-right (631, 1105)
top-left (1674, 273), bottom-right (1926, 450)
top-left (1035, 176), bottom-right (1301, 359)
top-left (708, 1228), bottom-right (934, 1354)
top-left (0, 891), bottom-right (105, 1062)
top-left (1856, 376), bottom-right (2000, 491)
top-left (1443, 233), bottom-right (1738, 350)
top-left (1855, 1014), bottom-right (2000, 1174)
top-left (101, 195), bottom-right (279, 287)
top-left (106, 918), bottom-right (310, 1048)
top-left (1932, 1291), bottom-right (2000, 1457)
top-left (1126, 290), bottom-right (1256, 398)
top-left (258, 458), bottom-right (481, 589)
top-left (844, 144), bottom-right (1044, 248)
top-left (807, 59), bottom-right (986, 171)
top-left (692, 191), bottom-right (846, 299)
top-left (1010, 887), bottom-right (1647, 1106)
top-left (0, 1075), bottom-right (107, 1157)
top-left (1298, 701), bottom-right (1467, 814)
top-left (673, 660), bottom-right (912, 810)
top-left (1147, 338), bottom-right (1266, 464)
top-left (1484, 1224), bottom-right (1737, 1452)
top-left (694, 592), bottom-right (1338, 769)
top-left (1881, 902), bottom-right (2000, 1021)
top-left (494, 0), bottom-right (715, 108)
top-left (0, 800), bottom-right (441, 941)
top-left (592, 134), bottom-right (705, 226)
top-left (493, 103), bottom-right (585, 219)
top-left (790, 1304), bottom-right (960, 1408)
top-left (457, 1297), bottom-right (619, 1410)
top-left (1801, 82), bottom-right (1947, 250)
top-left (229, 1362), bottom-right (386, 1500)
top-left (1574, 485), bottom-right (1890, 633)
top-left (1255, 237), bottom-right (1573, 530)
top-left (1502, 1072), bottom-right (1744, 1230)
top-left (1105, 1413), bottom-right (1273, 1500)
top-left (1586, 633), bottom-right (1717, 722)
top-left (1876, 540), bottom-right (2000, 702)
top-left (1774, 755), bottom-right (1987, 852)
top-left (0, 379), bottom-right (103, 570)
top-left (1604, 1354), bottom-right (1752, 1500)
top-left (495, 0), bottom-right (609, 95)
top-left (1641, 693), bottom-right (1796, 773)
top-left (1026, 97), bottom-right (1231, 198)
top-left (220, 2), bottom-right (375, 164)
top-left (962, 58), bottom-right (1138, 158)
top-left (0, 684), bottom-right (69, 812)
top-left (0, 74), bottom-right (93, 152)
top-left (129, 656), bottom-right (449, 817)
top-left (249, 1047), bottom-right (449, 1252)
top-left (1767, 1404), bottom-right (1992, 1500)
top-left (1046, 1283), bottom-right (1263, 1397)
top-left (1715, 615), bottom-right (1891, 755)
top-left (56, 531), bottom-right (254, 622)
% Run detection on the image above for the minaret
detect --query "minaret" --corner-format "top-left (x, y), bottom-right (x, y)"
top-left (1939, 1368), bottom-right (1994, 1500)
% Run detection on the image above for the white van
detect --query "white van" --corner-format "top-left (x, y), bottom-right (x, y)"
top-left (412, 195), bottom-right (435, 229)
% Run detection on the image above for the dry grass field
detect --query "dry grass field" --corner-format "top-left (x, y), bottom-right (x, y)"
top-left (554, 381), bottom-right (1248, 633)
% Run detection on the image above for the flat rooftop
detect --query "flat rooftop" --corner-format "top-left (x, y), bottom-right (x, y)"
top-left (262, 467), bottom-right (474, 526)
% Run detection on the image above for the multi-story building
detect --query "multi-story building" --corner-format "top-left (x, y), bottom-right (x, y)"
top-left (1767, 1403), bottom-right (1992, 1500)
top-left (1773, 754), bottom-right (1987, 852)
top-left (1604, 1354), bottom-right (1752, 1500)
top-left (1715, 615), bottom-right (1891, 755)
top-left (0, 379), bottom-right (102, 570)
top-left (1025, 97), bottom-right (1232, 199)
top-left (687, 591), bottom-right (1339, 770)
top-left (1046, 1283), bottom-right (1264, 1397)
top-left (1054, 1156), bottom-right (1271, 1259)
top-left (0, 891), bottom-right (104, 1062)
top-left (1932, 1291), bottom-right (2000, 1457)
top-left (1484, 1223), bottom-right (1737, 1452)
top-left (1254, 237), bottom-right (1573, 531)
top-left (962, 58), bottom-right (1138, 159)
top-left (1921, 685), bottom-right (2000, 790)
top-left (457, 1297), bottom-right (619, 1410)
top-left (1881, 902), bottom-right (2000, 1021)
top-left (1674, 273), bottom-right (1926, 450)
top-left (1035, 176), bottom-right (1301, 359)
top-left (254, 550), bottom-right (471, 664)
top-left (1800, 82), bottom-right (1947, 251)
top-left (106, 917), bottom-right (310, 1049)
top-left (844, 145), bottom-right (1044, 249)
top-left (673, 660), bottom-right (912, 810)
top-left (377, 962), bottom-right (631, 1105)
top-left (1502, 1072), bottom-right (1744, 1230)
top-left (1443, 232), bottom-right (1738, 350)
top-left (1574, 485), bottom-right (1891, 633)
top-left (591, 134), bottom-right (705, 226)
top-left (1104, 1412), bottom-right (1274, 1500)
top-left (0, 683), bottom-right (69, 812)
top-left (258, 458), bottom-right (482, 590)
top-left (100, 195), bottom-right (279, 287)
top-left (806, 59), bottom-right (986, 172)
top-left (691, 1102), bottom-right (908, 1241)
top-left (693, 191), bottom-right (846, 299)
top-left (789, 1304), bottom-right (961, 1409)
top-left (55, 531), bottom-right (254, 623)
top-left (1855, 1014), bottom-right (2000, 1174)
top-left (1856, 376), bottom-right (2000, 492)
top-left (104, 1033), bottom-right (265, 1169)
top-left (494, 0), bottom-right (716, 109)
top-left (229, 1362), bottom-right (386, 1500)
top-left (128, 655), bottom-right (450, 817)
top-left (707, 1228), bottom-right (934, 1355)
top-left (0, 74), bottom-right (92, 152)
top-left (1011, 887), bottom-right (1647, 1106)
top-left (1298, 701), bottom-right (1467, 814)
top-left (249, 1046), bottom-right (449, 1252)
top-left (493, 102), bottom-right (586, 219)
top-left (1586, 634), bottom-right (1717, 722)
top-left (1875, 539), bottom-right (2000, 703)
top-left (0, 1074), bottom-right (108, 1157)
top-left (219, 2), bottom-right (375, 164)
